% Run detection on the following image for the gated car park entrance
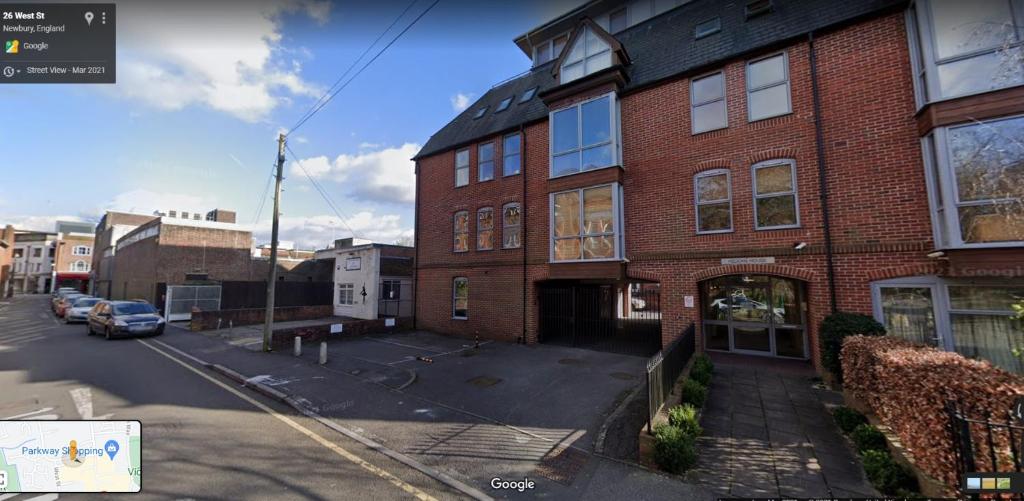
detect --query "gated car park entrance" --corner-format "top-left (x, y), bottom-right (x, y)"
top-left (538, 281), bottom-right (661, 357)
top-left (164, 285), bottom-right (222, 321)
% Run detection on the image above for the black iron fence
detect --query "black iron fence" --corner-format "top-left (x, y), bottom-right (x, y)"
top-left (378, 280), bottom-right (414, 318)
top-left (647, 323), bottom-right (696, 433)
top-left (947, 400), bottom-right (1024, 481)
top-left (538, 283), bottom-right (662, 357)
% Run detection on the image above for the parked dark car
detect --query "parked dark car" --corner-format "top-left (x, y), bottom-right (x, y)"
top-left (87, 301), bottom-right (166, 340)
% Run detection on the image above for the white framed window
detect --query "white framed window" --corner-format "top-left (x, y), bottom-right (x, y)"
top-left (478, 142), bottom-right (495, 182)
top-left (691, 71), bottom-right (728, 134)
top-left (502, 203), bottom-right (522, 249)
top-left (453, 211), bottom-right (470, 253)
top-left (72, 245), bottom-right (92, 256)
top-left (550, 183), bottom-right (624, 262)
top-left (746, 52), bottom-right (791, 121)
top-left (560, 25), bottom-right (613, 84)
top-left (477, 207), bottom-right (494, 251)
top-left (695, 169), bottom-right (733, 233)
top-left (907, 0), bottom-right (1024, 105)
top-left (533, 33), bottom-right (570, 66)
top-left (872, 276), bottom-right (1024, 374)
top-left (455, 148), bottom-right (469, 187)
top-left (453, 277), bottom-right (469, 319)
top-left (338, 283), bottom-right (355, 306)
top-left (502, 133), bottom-right (521, 176)
top-left (609, 7), bottom-right (628, 33)
top-left (550, 92), bottom-right (619, 177)
top-left (752, 159), bottom-right (800, 229)
top-left (923, 115), bottom-right (1024, 248)
top-left (71, 260), bottom-right (89, 272)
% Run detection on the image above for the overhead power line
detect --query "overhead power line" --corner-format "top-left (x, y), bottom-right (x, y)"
top-left (289, 0), bottom-right (421, 132)
top-left (252, 159), bottom-right (277, 225)
top-left (287, 0), bottom-right (441, 134)
top-left (284, 144), bottom-right (363, 240)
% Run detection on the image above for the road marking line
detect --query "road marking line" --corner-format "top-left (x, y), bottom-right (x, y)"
top-left (0, 494), bottom-right (20, 500)
top-left (136, 339), bottom-right (437, 501)
top-left (26, 494), bottom-right (59, 500)
top-left (2, 407), bottom-right (54, 420)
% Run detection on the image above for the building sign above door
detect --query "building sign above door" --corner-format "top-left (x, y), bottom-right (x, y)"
top-left (720, 257), bottom-right (776, 265)
top-left (345, 257), bottom-right (361, 270)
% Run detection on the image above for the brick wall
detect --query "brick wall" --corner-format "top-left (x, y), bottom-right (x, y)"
top-left (415, 12), bottom-right (935, 371)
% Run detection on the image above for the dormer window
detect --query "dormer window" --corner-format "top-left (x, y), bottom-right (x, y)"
top-left (534, 33), bottom-right (569, 66)
top-left (560, 25), bottom-right (613, 84)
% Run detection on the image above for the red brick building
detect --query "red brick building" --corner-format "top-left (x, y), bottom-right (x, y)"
top-left (414, 0), bottom-right (1024, 372)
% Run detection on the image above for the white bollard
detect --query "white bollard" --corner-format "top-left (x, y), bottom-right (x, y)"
top-left (319, 341), bottom-right (327, 365)
top-left (294, 336), bottom-right (302, 357)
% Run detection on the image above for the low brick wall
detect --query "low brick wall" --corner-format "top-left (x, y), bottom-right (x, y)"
top-left (191, 305), bottom-right (333, 331)
top-left (270, 316), bottom-right (414, 350)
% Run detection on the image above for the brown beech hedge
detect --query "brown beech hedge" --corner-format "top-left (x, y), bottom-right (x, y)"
top-left (842, 335), bottom-right (1024, 488)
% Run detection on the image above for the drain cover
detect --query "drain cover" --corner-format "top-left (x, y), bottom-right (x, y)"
top-left (534, 445), bottom-right (588, 485)
top-left (466, 375), bottom-right (502, 388)
top-left (609, 372), bottom-right (636, 380)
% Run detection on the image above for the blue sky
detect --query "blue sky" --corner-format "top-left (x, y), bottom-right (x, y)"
top-left (0, 0), bottom-right (582, 248)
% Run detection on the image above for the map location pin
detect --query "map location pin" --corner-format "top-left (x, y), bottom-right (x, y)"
top-left (84, 11), bottom-right (94, 26)
top-left (104, 440), bottom-right (119, 460)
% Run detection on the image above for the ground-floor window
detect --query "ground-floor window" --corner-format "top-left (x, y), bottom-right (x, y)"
top-left (871, 276), bottom-right (1024, 373)
top-left (453, 277), bottom-right (468, 319)
top-left (338, 283), bottom-right (354, 305)
top-left (701, 275), bottom-right (808, 359)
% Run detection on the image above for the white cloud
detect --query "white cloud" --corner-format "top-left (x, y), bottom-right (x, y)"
top-left (358, 142), bottom-right (381, 149)
top-left (289, 143), bottom-right (419, 205)
top-left (0, 215), bottom-right (89, 233)
top-left (251, 212), bottom-right (413, 249)
top-left (450, 92), bottom-right (473, 112)
top-left (99, 189), bottom-right (211, 217)
top-left (114, 0), bottom-right (331, 122)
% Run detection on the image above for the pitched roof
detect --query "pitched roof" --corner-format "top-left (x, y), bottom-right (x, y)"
top-left (415, 0), bottom-right (902, 160)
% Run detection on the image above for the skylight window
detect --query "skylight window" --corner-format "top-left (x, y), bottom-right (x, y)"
top-left (496, 96), bottom-right (513, 112)
top-left (745, 0), bottom-right (773, 19)
top-left (519, 87), bottom-right (538, 103)
top-left (695, 17), bottom-right (721, 39)
top-left (473, 107), bottom-right (488, 119)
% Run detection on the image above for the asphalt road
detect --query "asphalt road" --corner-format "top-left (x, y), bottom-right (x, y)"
top-left (0, 295), bottom-right (464, 501)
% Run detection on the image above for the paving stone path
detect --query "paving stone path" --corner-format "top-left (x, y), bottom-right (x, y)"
top-left (688, 358), bottom-right (879, 498)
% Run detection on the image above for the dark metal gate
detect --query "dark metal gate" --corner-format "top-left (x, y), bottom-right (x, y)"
top-left (538, 282), bottom-right (661, 357)
top-left (947, 400), bottom-right (1024, 482)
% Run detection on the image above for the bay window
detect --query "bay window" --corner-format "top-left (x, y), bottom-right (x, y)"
top-left (694, 170), bottom-right (732, 233)
top-left (550, 93), bottom-right (620, 177)
top-left (908, 0), bottom-right (1024, 104)
top-left (873, 277), bottom-right (1024, 373)
top-left (924, 115), bottom-right (1024, 247)
top-left (752, 159), bottom-right (800, 229)
top-left (550, 183), bottom-right (623, 262)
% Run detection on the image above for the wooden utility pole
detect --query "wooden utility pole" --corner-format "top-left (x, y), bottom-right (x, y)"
top-left (263, 133), bottom-right (286, 352)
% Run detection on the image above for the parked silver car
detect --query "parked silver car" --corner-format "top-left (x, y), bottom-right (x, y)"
top-left (64, 297), bottom-right (103, 323)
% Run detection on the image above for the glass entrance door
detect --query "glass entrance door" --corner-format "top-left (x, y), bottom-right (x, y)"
top-left (702, 275), bottom-right (808, 358)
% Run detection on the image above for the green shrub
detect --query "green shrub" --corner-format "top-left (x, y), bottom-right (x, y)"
top-left (862, 449), bottom-right (918, 495)
top-left (833, 406), bottom-right (868, 434)
top-left (668, 404), bottom-right (702, 437)
top-left (653, 424), bottom-right (698, 474)
top-left (680, 379), bottom-right (707, 408)
top-left (851, 424), bottom-right (888, 453)
top-left (692, 354), bottom-right (714, 374)
top-left (690, 364), bottom-right (712, 386)
top-left (820, 312), bottom-right (886, 383)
